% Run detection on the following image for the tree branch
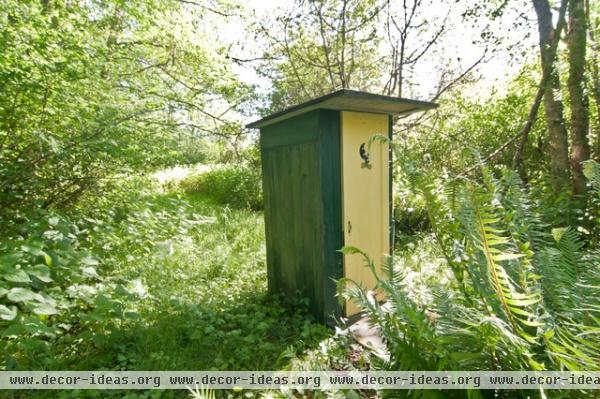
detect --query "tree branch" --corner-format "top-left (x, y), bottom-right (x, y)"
top-left (459, 0), bottom-right (568, 177)
top-left (176, 0), bottom-right (233, 17)
top-left (511, 0), bottom-right (568, 174)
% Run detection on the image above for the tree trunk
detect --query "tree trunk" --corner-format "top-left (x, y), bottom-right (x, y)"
top-left (585, 0), bottom-right (600, 161)
top-left (533, 0), bottom-right (571, 192)
top-left (567, 0), bottom-right (590, 198)
top-left (513, 0), bottom-right (568, 180)
top-left (591, 56), bottom-right (600, 161)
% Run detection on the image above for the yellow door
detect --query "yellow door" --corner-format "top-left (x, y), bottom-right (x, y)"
top-left (341, 111), bottom-right (390, 317)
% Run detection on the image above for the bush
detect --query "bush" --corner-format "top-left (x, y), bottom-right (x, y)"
top-left (0, 210), bottom-right (137, 369)
top-left (393, 198), bottom-right (430, 247)
top-left (180, 165), bottom-right (263, 211)
top-left (393, 177), bottom-right (432, 248)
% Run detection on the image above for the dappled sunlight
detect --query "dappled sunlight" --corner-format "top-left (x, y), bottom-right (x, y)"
top-left (1, 0), bottom-right (598, 397)
top-left (49, 179), bottom-right (330, 371)
top-left (152, 165), bottom-right (213, 187)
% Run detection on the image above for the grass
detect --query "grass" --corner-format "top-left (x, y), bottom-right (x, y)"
top-left (76, 189), bottom-right (330, 371)
top-left (3, 172), bottom-right (331, 398)
top-left (2, 168), bottom-right (454, 399)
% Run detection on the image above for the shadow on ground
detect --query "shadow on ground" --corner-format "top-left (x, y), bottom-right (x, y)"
top-left (73, 290), bottom-right (331, 371)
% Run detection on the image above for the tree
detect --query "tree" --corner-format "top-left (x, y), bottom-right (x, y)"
top-left (253, 0), bottom-right (489, 112)
top-left (585, 0), bottom-right (600, 160)
top-left (567, 0), bottom-right (591, 197)
top-left (532, 0), bottom-right (571, 193)
top-left (0, 0), bottom-right (249, 222)
top-left (254, 0), bottom-right (385, 110)
top-left (381, 0), bottom-right (483, 100)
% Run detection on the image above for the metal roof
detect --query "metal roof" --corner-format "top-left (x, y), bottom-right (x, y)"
top-left (246, 89), bottom-right (437, 129)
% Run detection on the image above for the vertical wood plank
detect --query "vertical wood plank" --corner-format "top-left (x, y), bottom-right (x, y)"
top-left (340, 111), bottom-right (390, 317)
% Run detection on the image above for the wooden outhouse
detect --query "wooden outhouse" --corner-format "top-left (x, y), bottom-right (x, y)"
top-left (247, 89), bottom-right (436, 323)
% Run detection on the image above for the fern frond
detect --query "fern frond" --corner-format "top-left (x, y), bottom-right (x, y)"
top-left (538, 227), bottom-right (600, 324)
top-left (500, 168), bottom-right (551, 253)
top-left (544, 324), bottom-right (600, 370)
top-left (463, 183), bottom-right (542, 343)
top-left (408, 170), bottom-right (470, 298)
top-left (338, 247), bottom-right (447, 373)
top-left (583, 160), bottom-right (600, 195)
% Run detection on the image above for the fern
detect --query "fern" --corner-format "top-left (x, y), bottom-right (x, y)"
top-left (583, 160), bottom-right (600, 195)
top-left (500, 169), bottom-right (551, 257)
top-left (463, 183), bottom-right (542, 343)
top-left (402, 165), bottom-right (470, 299)
top-left (536, 228), bottom-right (583, 317)
top-left (340, 160), bottom-right (600, 398)
top-left (338, 248), bottom-right (480, 399)
top-left (544, 324), bottom-right (600, 370)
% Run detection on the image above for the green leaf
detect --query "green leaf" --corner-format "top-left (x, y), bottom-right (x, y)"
top-left (0, 323), bottom-right (26, 337)
top-left (340, 246), bottom-right (364, 255)
top-left (28, 264), bottom-right (53, 283)
top-left (32, 303), bottom-right (59, 316)
top-left (3, 269), bottom-right (31, 283)
top-left (20, 245), bottom-right (45, 257)
top-left (80, 256), bottom-right (99, 266)
top-left (543, 329), bottom-right (556, 340)
top-left (6, 287), bottom-right (36, 303)
top-left (519, 318), bottom-right (545, 327)
top-left (22, 319), bottom-right (58, 337)
top-left (0, 253), bottom-right (23, 267)
top-left (505, 297), bottom-right (540, 307)
top-left (552, 227), bottom-right (567, 243)
top-left (0, 305), bottom-right (17, 321)
top-left (81, 266), bottom-right (99, 279)
top-left (582, 161), bottom-right (596, 181)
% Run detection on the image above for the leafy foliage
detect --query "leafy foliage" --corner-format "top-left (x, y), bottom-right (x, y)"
top-left (1, 173), bottom-right (329, 393)
top-left (339, 163), bottom-right (600, 398)
top-left (396, 69), bottom-right (544, 176)
top-left (0, 1), bottom-right (599, 398)
top-left (393, 186), bottom-right (431, 247)
top-left (179, 165), bottom-right (263, 210)
top-left (0, 0), bottom-right (250, 223)
top-left (0, 209), bottom-right (139, 371)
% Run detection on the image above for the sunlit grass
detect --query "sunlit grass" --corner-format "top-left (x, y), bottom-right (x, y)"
top-left (7, 170), bottom-right (331, 398)
top-left (66, 175), bottom-right (331, 372)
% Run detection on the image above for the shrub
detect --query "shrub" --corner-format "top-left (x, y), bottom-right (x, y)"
top-left (0, 210), bottom-right (136, 369)
top-left (180, 165), bottom-right (263, 211)
top-left (393, 175), bottom-right (432, 248)
top-left (393, 197), bottom-right (430, 247)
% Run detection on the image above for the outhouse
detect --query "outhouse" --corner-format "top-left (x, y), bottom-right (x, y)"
top-left (247, 89), bottom-right (436, 323)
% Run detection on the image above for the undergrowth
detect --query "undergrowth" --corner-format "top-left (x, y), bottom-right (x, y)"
top-left (1, 172), bottom-right (329, 398)
top-left (337, 163), bottom-right (600, 399)
top-left (179, 165), bottom-right (263, 211)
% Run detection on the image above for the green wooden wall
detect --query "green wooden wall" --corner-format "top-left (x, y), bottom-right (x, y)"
top-left (260, 109), bottom-right (343, 323)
